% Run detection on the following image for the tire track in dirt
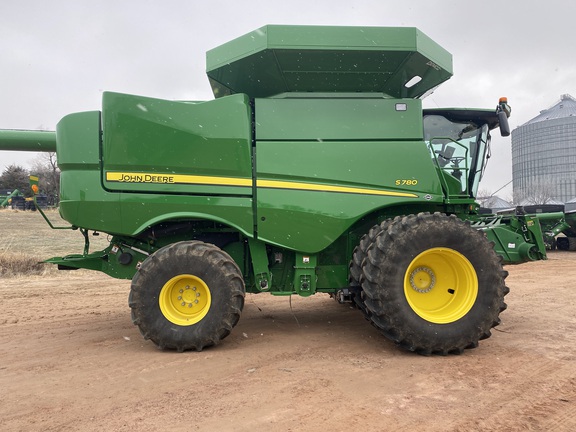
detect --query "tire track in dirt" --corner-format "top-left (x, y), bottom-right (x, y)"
top-left (444, 349), bottom-right (576, 431)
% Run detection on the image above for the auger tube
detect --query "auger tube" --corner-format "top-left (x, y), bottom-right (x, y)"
top-left (0, 129), bottom-right (56, 152)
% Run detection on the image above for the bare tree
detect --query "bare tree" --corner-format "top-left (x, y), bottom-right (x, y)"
top-left (31, 152), bottom-right (60, 205)
top-left (477, 188), bottom-right (493, 200)
top-left (513, 178), bottom-right (558, 205)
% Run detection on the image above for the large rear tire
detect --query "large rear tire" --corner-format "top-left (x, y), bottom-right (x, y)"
top-left (349, 220), bottom-right (391, 314)
top-left (362, 213), bottom-right (509, 355)
top-left (129, 241), bottom-right (245, 352)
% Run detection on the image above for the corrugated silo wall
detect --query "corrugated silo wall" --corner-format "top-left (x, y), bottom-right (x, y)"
top-left (512, 116), bottom-right (576, 203)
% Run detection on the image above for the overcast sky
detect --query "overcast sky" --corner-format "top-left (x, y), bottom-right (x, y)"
top-left (1, 0), bottom-right (575, 199)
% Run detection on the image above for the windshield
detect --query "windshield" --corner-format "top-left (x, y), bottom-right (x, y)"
top-left (423, 115), bottom-right (490, 198)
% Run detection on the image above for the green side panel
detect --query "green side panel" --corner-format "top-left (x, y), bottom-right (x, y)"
top-left (56, 110), bottom-right (254, 236)
top-left (57, 111), bottom-right (124, 231)
top-left (58, 166), bottom-right (122, 234)
top-left (101, 92), bottom-right (252, 196)
top-left (256, 189), bottom-right (426, 253)
top-left (118, 194), bottom-right (254, 237)
top-left (57, 111), bottom-right (101, 169)
top-left (256, 98), bottom-right (423, 140)
top-left (254, 98), bottom-right (443, 253)
top-left (61, 188), bottom-right (254, 237)
top-left (207, 25), bottom-right (452, 99)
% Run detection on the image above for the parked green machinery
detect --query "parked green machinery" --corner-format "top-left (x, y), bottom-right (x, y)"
top-left (0, 188), bottom-right (48, 210)
top-left (555, 211), bottom-right (576, 250)
top-left (522, 205), bottom-right (576, 251)
top-left (0, 25), bottom-right (548, 355)
top-left (491, 204), bottom-right (576, 250)
top-left (1, 189), bottom-right (21, 207)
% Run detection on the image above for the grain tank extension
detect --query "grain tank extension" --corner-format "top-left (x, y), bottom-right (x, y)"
top-left (0, 26), bottom-right (546, 355)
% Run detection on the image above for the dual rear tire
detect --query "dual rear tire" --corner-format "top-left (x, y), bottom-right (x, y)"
top-left (351, 212), bottom-right (509, 355)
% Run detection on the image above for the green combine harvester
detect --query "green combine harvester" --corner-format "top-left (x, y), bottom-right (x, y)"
top-left (0, 25), bottom-right (551, 354)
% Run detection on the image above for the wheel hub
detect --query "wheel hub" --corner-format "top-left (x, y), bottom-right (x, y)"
top-left (178, 285), bottom-right (202, 308)
top-left (409, 266), bottom-right (436, 293)
top-left (159, 274), bottom-right (211, 326)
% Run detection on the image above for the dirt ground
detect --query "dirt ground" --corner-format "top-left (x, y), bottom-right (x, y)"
top-left (1, 252), bottom-right (576, 431)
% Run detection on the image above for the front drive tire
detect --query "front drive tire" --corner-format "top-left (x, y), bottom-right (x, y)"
top-left (129, 241), bottom-right (245, 352)
top-left (362, 213), bottom-right (509, 355)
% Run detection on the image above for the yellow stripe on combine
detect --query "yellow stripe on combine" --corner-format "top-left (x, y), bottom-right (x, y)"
top-left (105, 172), bottom-right (418, 198)
top-left (105, 172), bottom-right (252, 187)
top-left (257, 179), bottom-right (418, 198)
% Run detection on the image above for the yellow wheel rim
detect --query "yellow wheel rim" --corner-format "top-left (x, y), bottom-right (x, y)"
top-left (159, 274), bottom-right (212, 326)
top-left (404, 247), bottom-right (477, 324)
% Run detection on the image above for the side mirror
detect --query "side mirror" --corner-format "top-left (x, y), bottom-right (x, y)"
top-left (497, 97), bottom-right (511, 137)
top-left (498, 110), bottom-right (510, 137)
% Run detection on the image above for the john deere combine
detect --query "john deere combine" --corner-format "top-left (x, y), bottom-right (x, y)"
top-left (0, 25), bottom-right (548, 354)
